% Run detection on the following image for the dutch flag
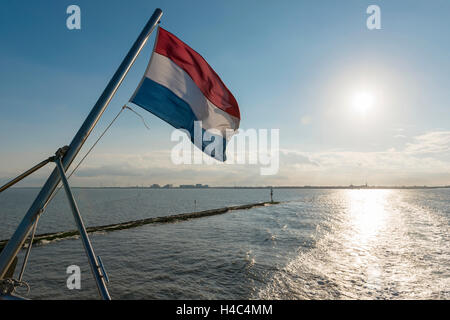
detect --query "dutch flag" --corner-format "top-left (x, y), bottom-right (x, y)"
top-left (130, 27), bottom-right (240, 161)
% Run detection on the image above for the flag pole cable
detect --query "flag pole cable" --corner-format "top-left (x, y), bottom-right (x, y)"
top-left (46, 105), bottom-right (150, 207)
top-left (45, 105), bottom-right (127, 207)
top-left (0, 8), bottom-right (163, 281)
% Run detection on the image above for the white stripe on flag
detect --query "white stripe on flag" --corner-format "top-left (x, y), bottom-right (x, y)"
top-left (145, 53), bottom-right (240, 135)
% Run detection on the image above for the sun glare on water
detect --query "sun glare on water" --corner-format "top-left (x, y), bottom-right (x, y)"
top-left (347, 189), bottom-right (389, 242)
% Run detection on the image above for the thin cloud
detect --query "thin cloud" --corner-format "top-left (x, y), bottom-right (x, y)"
top-left (4, 131), bottom-right (450, 187)
top-left (404, 131), bottom-right (450, 154)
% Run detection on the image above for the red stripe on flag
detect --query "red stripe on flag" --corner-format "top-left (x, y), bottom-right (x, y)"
top-left (154, 28), bottom-right (240, 120)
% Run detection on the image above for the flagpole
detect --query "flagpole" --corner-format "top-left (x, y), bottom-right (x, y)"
top-left (0, 8), bottom-right (163, 279)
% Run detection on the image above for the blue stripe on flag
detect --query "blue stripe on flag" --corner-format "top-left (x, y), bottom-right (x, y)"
top-left (131, 78), bottom-right (227, 161)
top-left (132, 78), bottom-right (197, 134)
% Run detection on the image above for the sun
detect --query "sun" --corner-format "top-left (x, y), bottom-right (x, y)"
top-left (352, 91), bottom-right (375, 115)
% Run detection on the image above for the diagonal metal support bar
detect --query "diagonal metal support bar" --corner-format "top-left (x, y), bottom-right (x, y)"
top-left (54, 149), bottom-right (111, 300)
top-left (0, 157), bottom-right (54, 194)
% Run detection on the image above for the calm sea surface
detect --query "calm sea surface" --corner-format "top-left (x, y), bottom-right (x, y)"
top-left (0, 188), bottom-right (449, 299)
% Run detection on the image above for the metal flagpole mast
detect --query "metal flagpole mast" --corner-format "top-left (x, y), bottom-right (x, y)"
top-left (0, 8), bottom-right (163, 279)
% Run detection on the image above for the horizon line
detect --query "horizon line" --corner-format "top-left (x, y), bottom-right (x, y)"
top-left (9, 185), bottom-right (450, 190)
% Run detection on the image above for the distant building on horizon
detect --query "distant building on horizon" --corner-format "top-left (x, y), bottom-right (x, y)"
top-left (179, 184), bottom-right (209, 189)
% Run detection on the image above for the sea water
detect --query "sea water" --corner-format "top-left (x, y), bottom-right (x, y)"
top-left (0, 188), bottom-right (448, 299)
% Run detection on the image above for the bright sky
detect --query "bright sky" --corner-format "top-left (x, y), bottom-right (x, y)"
top-left (0, 0), bottom-right (449, 187)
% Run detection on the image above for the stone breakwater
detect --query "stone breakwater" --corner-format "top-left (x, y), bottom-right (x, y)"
top-left (0, 201), bottom-right (280, 249)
